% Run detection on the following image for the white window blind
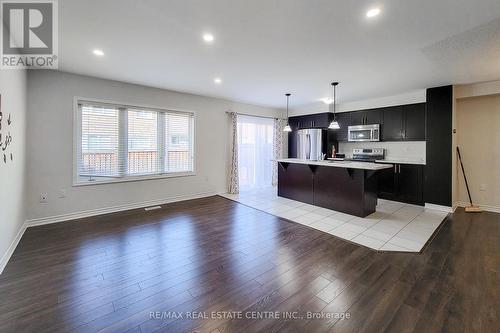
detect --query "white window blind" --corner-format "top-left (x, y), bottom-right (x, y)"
top-left (80, 105), bottom-right (120, 178)
top-left (165, 113), bottom-right (193, 172)
top-left (127, 109), bottom-right (158, 175)
top-left (76, 100), bottom-right (194, 184)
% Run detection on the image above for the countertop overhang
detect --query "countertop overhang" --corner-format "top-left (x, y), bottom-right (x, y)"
top-left (375, 158), bottom-right (426, 165)
top-left (276, 158), bottom-right (393, 171)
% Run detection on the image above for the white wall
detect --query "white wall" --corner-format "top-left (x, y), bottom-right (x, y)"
top-left (290, 89), bottom-right (426, 115)
top-left (0, 69), bottom-right (27, 273)
top-left (455, 80), bottom-right (500, 99)
top-left (26, 71), bottom-right (282, 221)
top-left (455, 94), bottom-right (500, 211)
top-left (453, 80), bottom-right (500, 209)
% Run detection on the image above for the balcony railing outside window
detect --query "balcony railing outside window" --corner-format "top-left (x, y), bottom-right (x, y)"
top-left (76, 100), bottom-right (194, 184)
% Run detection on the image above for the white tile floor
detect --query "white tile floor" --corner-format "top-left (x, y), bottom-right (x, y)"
top-left (220, 187), bottom-right (449, 252)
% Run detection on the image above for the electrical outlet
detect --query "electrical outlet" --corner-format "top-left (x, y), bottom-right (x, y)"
top-left (479, 184), bottom-right (487, 191)
top-left (39, 194), bottom-right (48, 203)
top-left (59, 189), bottom-right (67, 198)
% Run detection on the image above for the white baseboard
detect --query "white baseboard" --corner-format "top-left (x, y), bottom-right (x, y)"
top-left (454, 201), bottom-right (500, 214)
top-left (25, 191), bottom-right (217, 227)
top-left (0, 191), bottom-right (216, 275)
top-left (0, 222), bottom-right (27, 275)
top-left (425, 203), bottom-right (453, 213)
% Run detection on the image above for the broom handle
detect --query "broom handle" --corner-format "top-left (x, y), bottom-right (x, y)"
top-left (456, 147), bottom-right (473, 205)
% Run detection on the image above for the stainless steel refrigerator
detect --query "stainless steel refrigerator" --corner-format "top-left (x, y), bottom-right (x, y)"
top-left (296, 129), bottom-right (324, 161)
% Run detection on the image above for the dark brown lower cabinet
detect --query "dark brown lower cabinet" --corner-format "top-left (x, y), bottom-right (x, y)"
top-left (378, 165), bottom-right (398, 201)
top-left (378, 163), bottom-right (424, 205)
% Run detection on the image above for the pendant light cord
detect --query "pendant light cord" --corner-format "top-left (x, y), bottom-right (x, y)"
top-left (334, 84), bottom-right (336, 116)
top-left (286, 93), bottom-right (290, 120)
top-left (332, 82), bottom-right (339, 120)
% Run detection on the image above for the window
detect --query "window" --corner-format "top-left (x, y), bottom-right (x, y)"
top-left (80, 105), bottom-right (119, 178)
top-left (127, 109), bottom-right (158, 175)
top-left (75, 100), bottom-right (195, 185)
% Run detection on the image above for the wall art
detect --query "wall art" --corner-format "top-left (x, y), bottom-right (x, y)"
top-left (0, 95), bottom-right (14, 164)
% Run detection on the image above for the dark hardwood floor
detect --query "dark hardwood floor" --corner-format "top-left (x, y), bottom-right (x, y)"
top-left (0, 195), bottom-right (498, 332)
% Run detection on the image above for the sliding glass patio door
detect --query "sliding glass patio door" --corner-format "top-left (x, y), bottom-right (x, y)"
top-left (237, 115), bottom-right (274, 190)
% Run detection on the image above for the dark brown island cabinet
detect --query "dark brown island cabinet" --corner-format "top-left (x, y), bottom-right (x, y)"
top-left (277, 160), bottom-right (392, 217)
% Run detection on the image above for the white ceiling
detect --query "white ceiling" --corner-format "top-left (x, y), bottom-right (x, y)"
top-left (59, 0), bottom-right (500, 108)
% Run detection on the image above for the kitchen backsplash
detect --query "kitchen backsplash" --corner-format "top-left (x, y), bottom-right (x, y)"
top-left (338, 141), bottom-right (426, 163)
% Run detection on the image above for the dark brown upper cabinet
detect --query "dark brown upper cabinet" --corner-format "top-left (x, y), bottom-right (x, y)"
top-left (381, 103), bottom-right (425, 141)
top-left (287, 102), bottom-right (425, 144)
top-left (381, 106), bottom-right (404, 141)
top-left (332, 112), bottom-right (349, 141)
top-left (288, 113), bottom-right (332, 130)
top-left (349, 109), bottom-right (382, 126)
top-left (402, 103), bottom-right (426, 141)
top-left (365, 109), bottom-right (383, 125)
top-left (349, 111), bottom-right (365, 126)
top-left (309, 113), bottom-right (333, 128)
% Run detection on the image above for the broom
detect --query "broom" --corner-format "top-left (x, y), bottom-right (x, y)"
top-left (456, 147), bottom-right (482, 213)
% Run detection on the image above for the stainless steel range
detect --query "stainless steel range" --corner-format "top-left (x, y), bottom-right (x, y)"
top-left (352, 148), bottom-right (385, 162)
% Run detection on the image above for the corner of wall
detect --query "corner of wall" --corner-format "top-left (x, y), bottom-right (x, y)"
top-left (0, 222), bottom-right (27, 274)
top-left (451, 85), bottom-right (458, 206)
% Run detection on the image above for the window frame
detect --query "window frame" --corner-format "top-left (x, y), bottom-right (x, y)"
top-left (73, 97), bottom-right (196, 187)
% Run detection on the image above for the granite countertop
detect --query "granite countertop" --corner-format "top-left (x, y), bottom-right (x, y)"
top-left (276, 158), bottom-right (393, 171)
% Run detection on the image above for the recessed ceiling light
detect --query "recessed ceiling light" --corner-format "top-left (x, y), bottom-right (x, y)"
top-left (214, 77), bottom-right (222, 84)
top-left (321, 97), bottom-right (334, 105)
top-left (93, 49), bottom-right (104, 56)
top-left (203, 33), bottom-right (215, 43)
top-left (366, 8), bottom-right (381, 18)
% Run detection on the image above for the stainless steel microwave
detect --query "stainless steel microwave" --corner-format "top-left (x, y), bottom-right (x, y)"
top-left (348, 124), bottom-right (380, 142)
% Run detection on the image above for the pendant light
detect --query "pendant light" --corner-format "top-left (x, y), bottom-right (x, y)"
top-left (283, 93), bottom-right (292, 132)
top-left (328, 82), bottom-right (340, 130)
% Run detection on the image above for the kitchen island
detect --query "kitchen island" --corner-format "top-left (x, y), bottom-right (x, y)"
top-left (276, 158), bottom-right (393, 217)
